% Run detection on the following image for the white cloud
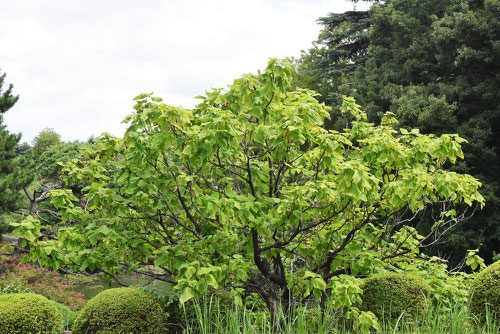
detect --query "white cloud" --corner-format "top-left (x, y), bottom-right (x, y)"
top-left (0, 0), bottom-right (369, 142)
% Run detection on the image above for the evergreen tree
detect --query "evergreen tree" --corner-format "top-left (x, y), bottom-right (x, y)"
top-left (0, 71), bottom-right (19, 117)
top-left (293, 10), bottom-right (371, 111)
top-left (0, 70), bottom-right (32, 211)
top-left (296, 0), bottom-right (500, 264)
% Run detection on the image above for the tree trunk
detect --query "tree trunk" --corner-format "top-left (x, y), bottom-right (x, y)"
top-left (263, 287), bottom-right (292, 331)
top-left (11, 237), bottom-right (26, 257)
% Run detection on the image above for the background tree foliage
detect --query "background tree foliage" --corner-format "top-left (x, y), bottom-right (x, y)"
top-left (30, 128), bottom-right (61, 158)
top-left (14, 60), bottom-right (484, 330)
top-left (16, 130), bottom-right (89, 234)
top-left (25, 128), bottom-right (87, 184)
top-left (295, 0), bottom-right (500, 264)
top-left (1, 124), bottom-right (88, 239)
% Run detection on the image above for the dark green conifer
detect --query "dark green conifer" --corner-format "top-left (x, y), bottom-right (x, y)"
top-left (0, 70), bottom-right (32, 211)
top-left (295, 0), bottom-right (500, 264)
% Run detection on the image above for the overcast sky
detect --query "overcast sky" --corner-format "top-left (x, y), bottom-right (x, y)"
top-left (0, 0), bottom-right (369, 143)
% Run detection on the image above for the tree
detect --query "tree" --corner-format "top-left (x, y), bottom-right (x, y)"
top-left (313, 10), bottom-right (372, 78)
top-left (15, 136), bottom-right (89, 236)
top-left (290, 9), bottom-right (372, 129)
top-left (31, 128), bottom-right (61, 157)
top-left (20, 141), bottom-right (88, 220)
top-left (356, 0), bottom-right (500, 264)
top-left (0, 70), bottom-right (32, 212)
top-left (296, 0), bottom-right (500, 264)
top-left (297, 0), bottom-right (384, 84)
top-left (33, 141), bottom-right (87, 182)
top-left (14, 60), bottom-right (483, 329)
top-left (0, 127), bottom-right (32, 211)
top-left (0, 70), bottom-right (19, 116)
top-left (26, 129), bottom-right (84, 183)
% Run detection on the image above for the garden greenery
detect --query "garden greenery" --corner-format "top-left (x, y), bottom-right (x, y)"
top-left (469, 260), bottom-right (500, 323)
top-left (0, 255), bottom-right (86, 310)
top-left (13, 59), bottom-right (484, 331)
top-left (72, 287), bottom-right (164, 334)
top-left (0, 293), bottom-right (63, 334)
top-left (360, 272), bottom-right (430, 320)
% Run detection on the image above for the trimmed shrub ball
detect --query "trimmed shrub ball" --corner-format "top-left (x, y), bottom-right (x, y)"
top-left (361, 272), bottom-right (430, 320)
top-left (0, 293), bottom-right (63, 334)
top-left (469, 260), bottom-right (500, 323)
top-left (72, 287), bottom-right (165, 334)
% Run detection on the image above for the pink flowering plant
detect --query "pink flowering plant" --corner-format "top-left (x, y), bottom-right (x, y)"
top-left (0, 256), bottom-right (86, 310)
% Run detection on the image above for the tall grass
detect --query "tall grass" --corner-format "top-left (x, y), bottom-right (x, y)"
top-left (179, 298), bottom-right (498, 334)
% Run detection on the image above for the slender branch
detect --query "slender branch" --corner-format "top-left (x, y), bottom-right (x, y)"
top-left (176, 189), bottom-right (202, 234)
top-left (23, 187), bottom-right (34, 202)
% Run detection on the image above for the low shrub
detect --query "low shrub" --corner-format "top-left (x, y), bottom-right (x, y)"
top-left (137, 287), bottom-right (182, 332)
top-left (0, 255), bottom-right (86, 310)
top-left (0, 293), bottom-right (63, 334)
top-left (0, 243), bottom-right (14, 255)
top-left (72, 287), bottom-right (165, 334)
top-left (469, 260), bottom-right (500, 323)
top-left (396, 255), bottom-right (469, 311)
top-left (0, 283), bottom-right (28, 295)
top-left (360, 272), bottom-right (430, 320)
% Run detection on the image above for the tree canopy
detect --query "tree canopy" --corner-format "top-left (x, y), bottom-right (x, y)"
top-left (14, 60), bottom-right (484, 329)
top-left (295, 0), bottom-right (500, 264)
top-left (31, 128), bottom-right (62, 158)
top-left (13, 130), bottom-right (90, 234)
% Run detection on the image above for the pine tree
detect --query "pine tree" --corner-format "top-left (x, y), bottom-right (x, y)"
top-left (0, 71), bottom-right (19, 116)
top-left (0, 70), bottom-right (32, 211)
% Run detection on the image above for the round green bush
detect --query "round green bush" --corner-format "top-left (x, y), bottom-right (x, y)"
top-left (360, 272), bottom-right (430, 320)
top-left (72, 287), bottom-right (165, 334)
top-left (0, 293), bottom-right (63, 334)
top-left (469, 260), bottom-right (500, 323)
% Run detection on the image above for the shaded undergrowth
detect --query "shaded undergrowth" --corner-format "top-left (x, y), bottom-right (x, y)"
top-left (176, 298), bottom-right (498, 334)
